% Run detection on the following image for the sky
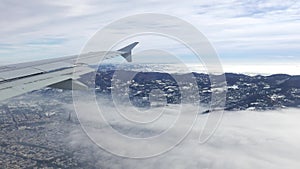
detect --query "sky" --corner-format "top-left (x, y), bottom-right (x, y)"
top-left (0, 0), bottom-right (299, 73)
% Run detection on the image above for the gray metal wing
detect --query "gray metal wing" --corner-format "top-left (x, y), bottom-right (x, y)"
top-left (0, 42), bottom-right (138, 101)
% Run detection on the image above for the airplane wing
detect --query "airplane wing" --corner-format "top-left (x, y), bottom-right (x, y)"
top-left (0, 42), bottom-right (139, 101)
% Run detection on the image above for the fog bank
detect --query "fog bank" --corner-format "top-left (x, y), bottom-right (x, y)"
top-left (65, 100), bottom-right (300, 169)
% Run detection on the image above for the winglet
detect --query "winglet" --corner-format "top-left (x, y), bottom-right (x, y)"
top-left (117, 42), bottom-right (139, 62)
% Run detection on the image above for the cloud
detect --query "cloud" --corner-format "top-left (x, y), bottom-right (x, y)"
top-left (64, 96), bottom-right (300, 169)
top-left (27, 37), bottom-right (67, 46)
top-left (0, 0), bottom-right (299, 65)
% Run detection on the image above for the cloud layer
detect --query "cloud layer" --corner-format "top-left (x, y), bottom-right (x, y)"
top-left (0, 0), bottom-right (299, 65)
top-left (65, 97), bottom-right (300, 169)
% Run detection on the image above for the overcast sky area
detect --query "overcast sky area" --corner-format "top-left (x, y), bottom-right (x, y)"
top-left (0, 0), bottom-right (299, 73)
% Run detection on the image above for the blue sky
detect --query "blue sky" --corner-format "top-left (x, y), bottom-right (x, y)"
top-left (0, 0), bottom-right (299, 69)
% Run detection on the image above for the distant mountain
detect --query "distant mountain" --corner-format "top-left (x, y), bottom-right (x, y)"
top-left (81, 65), bottom-right (300, 111)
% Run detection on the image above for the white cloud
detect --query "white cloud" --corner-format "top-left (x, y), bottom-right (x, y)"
top-left (64, 98), bottom-right (300, 169)
top-left (0, 0), bottom-right (299, 66)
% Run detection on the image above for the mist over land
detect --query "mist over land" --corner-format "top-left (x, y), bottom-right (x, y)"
top-left (65, 67), bottom-right (300, 168)
top-left (1, 64), bottom-right (299, 168)
top-left (66, 100), bottom-right (300, 169)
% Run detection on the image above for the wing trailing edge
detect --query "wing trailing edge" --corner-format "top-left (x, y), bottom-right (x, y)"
top-left (48, 79), bottom-right (88, 90)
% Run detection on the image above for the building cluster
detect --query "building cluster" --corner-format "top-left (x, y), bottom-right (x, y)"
top-left (0, 96), bottom-right (81, 169)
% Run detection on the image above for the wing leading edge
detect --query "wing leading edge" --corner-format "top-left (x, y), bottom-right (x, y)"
top-left (0, 42), bottom-right (139, 101)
